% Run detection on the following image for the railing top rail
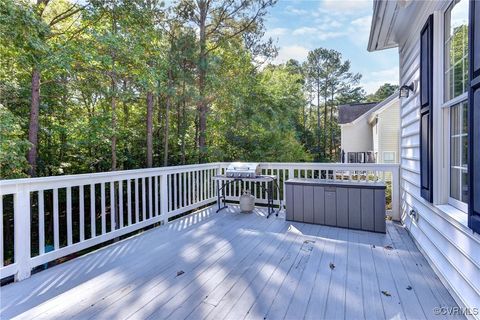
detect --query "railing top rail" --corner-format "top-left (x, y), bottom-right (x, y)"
top-left (219, 162), bottom-right (400, 169)
top-left (0, 162), bottom-right (400, 195)
top-left (0, 163), bottom-right (222, 194)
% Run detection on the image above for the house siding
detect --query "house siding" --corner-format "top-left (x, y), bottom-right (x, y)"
top-left (340, 120), bottom-right (373, 154)
top-left (398, 1), bottom-right (480, 316)
top-left (376, 100), bottom-right (400, 163)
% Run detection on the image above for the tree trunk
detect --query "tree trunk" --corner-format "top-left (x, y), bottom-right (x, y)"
top-left (111, 78), bottom-right (117, 171)
top-left (330, 88), bottom-right (334, 160)
top-left (181, 76), bottom-right (186, 164)
top-left (122, 79), bottom-right (129, 169)
top-left (316, 79), bottom-right (321, 161)
top-left (27, 67), bottom-right (41, 177)
top-left (197, 1), bottom-right (208, 162)
top-left (146, 91), bottom-right (154, 167)
top-left (324, 88), bottom-right (327, 161)
top-left (164, 70), bottom-right (172, 167)
top-left (157, 90), bottom-right (163, 165)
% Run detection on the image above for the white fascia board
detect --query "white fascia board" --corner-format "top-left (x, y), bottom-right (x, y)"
top-left (368, 0), bottom-right (400, 52)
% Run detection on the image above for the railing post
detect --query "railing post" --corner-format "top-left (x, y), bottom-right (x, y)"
top-left (391, 165), bottom-right (401, 221)
top-left (14, 187), bottom-right (31, 281)
top-left (286, 168), bottom-right (294, 209)
top-left (160, 174), bottom-right (168, 224)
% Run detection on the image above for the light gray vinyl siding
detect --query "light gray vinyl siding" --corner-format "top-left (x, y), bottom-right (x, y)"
top-left (398, 1), bottom-right (480, 316)
top-left (377, 100), bottom-right (400, 163)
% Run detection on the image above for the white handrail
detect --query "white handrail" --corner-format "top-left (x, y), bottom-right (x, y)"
top-left (0, 162), bottom-right (399, 282)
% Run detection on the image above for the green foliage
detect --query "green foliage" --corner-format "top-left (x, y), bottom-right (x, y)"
top-left (1, 1), bottom-right (391, 179)
top-left (0, 105), bottom-right (31, 178)
top-left (366, 83), bottom-right (399, 102)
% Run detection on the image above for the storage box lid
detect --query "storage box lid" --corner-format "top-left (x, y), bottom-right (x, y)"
top-left (285, 178), bottom-right (386, 189)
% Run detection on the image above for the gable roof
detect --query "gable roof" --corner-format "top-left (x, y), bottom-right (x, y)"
top-left (338, 102), bottom-right (379, 124)
top-left (338, 92), bottom-right (399, 125)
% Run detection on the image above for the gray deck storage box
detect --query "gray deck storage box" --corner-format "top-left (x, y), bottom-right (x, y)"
top-left (285, 179), bottom-right (386, 233)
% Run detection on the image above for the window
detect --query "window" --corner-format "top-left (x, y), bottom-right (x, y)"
top-left (383, 151), bottom-right (396, 163)
top-left (444, 0), bottom-right (469, 209)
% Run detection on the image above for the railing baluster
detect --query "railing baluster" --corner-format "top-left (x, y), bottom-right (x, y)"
top-left (38, 190), bottom-right (45, 254)
top-left (183, 172), bottom-right (187, 205)
top-left (119, 181), bottom-right (124, 228)
top-left (110, 182), bottom-right (115, 231)
top-left (148, 177), bottom-right (153, 219)
top-left (90, 184), bottom-right (96, 237)
top-left (173, 173), bottom-right (177, 210)
top-left (188, 171), bottom-right (192, 206)
top-left (135, 179), bottom-right (139, 223)
top-left (154, 176), bottom-right (159, 217)
top-left (79, 186), bottom-right (85, 242)
top-left (142, 177), bottom-right (146, 221)
top-left (168, 174), bottom-right (172, 212)
top-left (101, 183), bottom-right (106, 234)
top-left (201, 170), bottom-right (204, 201)
top-left (179, 173), bottom-right (183, 208)
top-left (53, 188), bottom-right (60, 249)
top-left (160, 174), bottom-right (168, 223)
top-left (207, 169), bottom-right (211, 199)
top-left (127, 179), bottom-right (132, 225)
top-left (67, 187), bottom-right (73, 245)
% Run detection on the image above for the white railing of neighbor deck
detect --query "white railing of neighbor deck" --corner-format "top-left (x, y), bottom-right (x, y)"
top-left (0, 162), bottom-right (399, 282)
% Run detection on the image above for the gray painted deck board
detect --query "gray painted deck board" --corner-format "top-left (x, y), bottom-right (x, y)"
top-left (0, 206), bottom-right (461, 320)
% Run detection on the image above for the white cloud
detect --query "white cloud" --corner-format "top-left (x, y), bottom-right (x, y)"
top-left (291, 26), bottom-right (346, 40)
top-left (317, 31), bottom-right (347, 41)
top-left (361, 67), bottom-right (399, 94)
top-left (292, 27), bottom-right (318, 36)
top-left (347, 15), bottom-right (373, 47)
top-left (265, 27), bottom-right (288, 38)
top-left (285, 6), bottom-right (309, 16)
top-left (320, 0), bottom-right (372, 14)
top-left (351, 15), bottom-right (372, 29)
top-left (274, 45), bottom-right (309, 64)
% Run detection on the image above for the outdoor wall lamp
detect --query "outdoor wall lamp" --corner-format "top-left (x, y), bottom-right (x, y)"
top-left (399, 82), bottom-right (415, 98)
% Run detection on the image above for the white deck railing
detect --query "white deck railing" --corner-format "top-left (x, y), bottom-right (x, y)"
top-left (0, 162), bottom-right (399, 282)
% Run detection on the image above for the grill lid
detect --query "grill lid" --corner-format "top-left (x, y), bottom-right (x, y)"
top-left (225, 162), bottom-right (261, 178)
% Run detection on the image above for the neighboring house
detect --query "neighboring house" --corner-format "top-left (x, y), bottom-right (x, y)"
top-left (370, 94), bottom-right (401, 164)
top-left (338, 94), bottom-right (400, 164)
top-left (369, 0), bottom-right (479, 315)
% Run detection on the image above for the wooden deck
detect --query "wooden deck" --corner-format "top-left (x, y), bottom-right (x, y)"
top-left (1, 206), bottom-right (460, 320)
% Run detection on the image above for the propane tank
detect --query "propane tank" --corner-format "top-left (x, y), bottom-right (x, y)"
top-left (239, 189), bottom-right (255, 213)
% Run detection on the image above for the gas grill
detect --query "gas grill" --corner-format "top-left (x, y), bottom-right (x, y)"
top-left (225, 162), bottom-right (261, 178)
top-left (213, 162), bottom-right (280, 218)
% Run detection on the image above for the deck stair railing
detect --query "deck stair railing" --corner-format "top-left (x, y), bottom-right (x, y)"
top-left (0, 162), bottom-right (399, 282)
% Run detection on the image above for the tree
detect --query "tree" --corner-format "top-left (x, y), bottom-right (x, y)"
top-left (366, 83), bottom-right (399, 102)
top-left (304, 48), bottom-right (364, 161)
top-left (0, 0), bottom-right (90, 176)
top-left (178, 0), bottom-right (276, 161)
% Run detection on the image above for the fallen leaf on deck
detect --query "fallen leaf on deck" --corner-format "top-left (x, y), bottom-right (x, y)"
top-left (384, 245), bottom-right (394, 250)
top-left (381, 290), bottom-right (391, 297)
top-left (176, 270), bottom-right (185, 276)
top-left (372, 245), bottom-right (376, 248)
top-left (329, 262), bottom-right (335, 270)
top-left (406, 285), bottom-right (412, 290)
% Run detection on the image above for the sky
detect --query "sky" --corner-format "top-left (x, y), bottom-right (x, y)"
top-left (263, 0), bottom-right (399, 94)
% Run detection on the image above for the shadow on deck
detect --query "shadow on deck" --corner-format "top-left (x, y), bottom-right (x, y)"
top-left (0, 206), bottom-right (460, 319)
